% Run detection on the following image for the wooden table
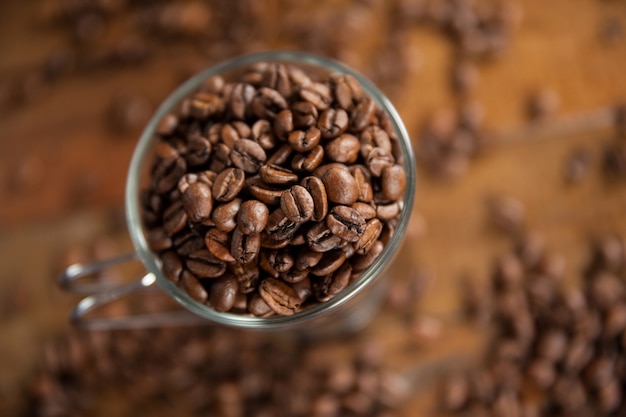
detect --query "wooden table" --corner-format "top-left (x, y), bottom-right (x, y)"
top-left (1, 0), bottom-right (626, 415)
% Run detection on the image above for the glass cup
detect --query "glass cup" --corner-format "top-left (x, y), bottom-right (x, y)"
top-left (61, 51), bottom-right (416, 338)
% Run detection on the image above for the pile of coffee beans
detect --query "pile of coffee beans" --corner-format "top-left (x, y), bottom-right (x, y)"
top-left (20, 326), bottom-right (409, 417)
top-left (443, 233), bottom-right (626, 416)
top-left (141, 62), bottom-right (407, 317)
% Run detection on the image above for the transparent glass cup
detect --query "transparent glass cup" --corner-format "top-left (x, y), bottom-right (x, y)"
top-left (60, 51), bottom-right (416, 338)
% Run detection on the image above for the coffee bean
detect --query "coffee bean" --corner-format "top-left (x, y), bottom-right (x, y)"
top-left (221, 121), bottom-right (250, 148)
top-left (295, 247), bottom-right (324, 271)
top-left (351, 240), bottom-right (384, 272)
top-left (237, 200), bottom-right (269, 234)
top-left (251, 87), bottom-right (288, 119)
top-left (299, 82), bottom-right (332, 110)
top-left (209, 274), bottom-right (239, 312)
top-left (274, 109), bottom-right (293, 141)
top-left (351, 98), bottom-right (376, 132)
top-left (351, 202), bottom-right (377, 220)
top-left (230, 139), bottom-right (267, 173)
top-left (367, 147), bottom-right (395, 177)
top-left (259, 164), bottom-right (298, 185)
top-left (246, 176), bottom-right (284, 206)
top-left (181, 182), bottom-right (213, 223)
top-left (292, 101), bottom-right (318, 128)
top-left (163, 200), bottom-right (188, 235)
top-left (318, 108), bottom-right (349, 139)
top-left (146, 227), bottom-right (172, 252)
top-left (351, 165), bottom-right (374, 203)
top-left (291, 144), bottom-right (324, 172)
top-left (306, 222), bottom-right (343, 253)
top-left (282, 268), bottom-right (309, 284)
top-left (186, 249), bottom-right (227, 278)
top-left (267, 250), bottom-right (294, 273)
top-left (156, 113), bottom-right (178, 136)
top-left (331, 73), bottom-right (363, 111)
top-left (153, 154), bottom-right (187, 194)
top-left (325, 133), bottom-right (360, 164)
top-left (231, 261), bottom-right (260, 294)
top-left (180, 270), bottom-right (208, 303)
top-left (229, 83), bottom-right (255, 120)
top-left (376, 202), bottom-right (402, 221)
top-left (281, 185), bottom-right (314, 223)
top-left (314, 261), bottom-right (352, 302)
top-left (212, 198), bottom-right (242, 232)
top-left (204, 229), bottom-right (235, 263)
top-left (266, 208), bottom-right (300, 241)
top-left (266, 144), bottom-right (292, 166)
top-left (316, 164), bottom-right (359, 205)
top-left (189, 92), bottom-right (224, 119)
top-left (301, 176), bottom-right (328, 222)
top-left (354, 218), bottom-right (383, 255)
top-left (248, 292), bottom-right (274, 317)
top-left (327, 206), bottom-right (366, 242)
top-left (259, 277), bottom-right (301, 316)
top-left (382, 164), bottom-right (407, 200)
top-left (310, 249), bottom-right (347, 276)
top-left (212, 168), bottom-right (245, 202)
top-left (173, 230), bottom-right (206, 256)
top-left (209, 143), bottom-right (233, 172)
top-left (186, 134), bottom-right (212, 167)
top-left (288, 127), bottom-right (321, 152)
top-left (231, 228), bottom-right (261, 264)
top-left (251, 119), bottom-right (277, 150)
top-left (161, 251), bottom-right (183, 283)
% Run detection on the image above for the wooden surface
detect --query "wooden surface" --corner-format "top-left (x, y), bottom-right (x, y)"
top-left (1, 0), bottom-right (626, 415)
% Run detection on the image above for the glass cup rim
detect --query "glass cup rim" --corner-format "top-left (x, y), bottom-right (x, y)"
top-left (125, 50), bottom-right (416, 330)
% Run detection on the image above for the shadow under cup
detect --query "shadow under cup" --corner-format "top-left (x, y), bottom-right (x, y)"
top-left (126, 51), bottom-right (416, 337)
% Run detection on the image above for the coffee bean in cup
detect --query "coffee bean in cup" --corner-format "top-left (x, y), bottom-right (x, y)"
top-left (141, 62), bottom-right (407, 317)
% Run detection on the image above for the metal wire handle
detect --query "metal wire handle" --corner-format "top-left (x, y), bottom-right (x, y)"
top-left (58, 252), bottom-right (207, 330)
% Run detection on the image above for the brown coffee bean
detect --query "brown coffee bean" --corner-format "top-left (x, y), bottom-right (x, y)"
top-left (301, 176), bottom-right (328, 222)
top-left (229, 83), bottom-right (255, 120)
top-left (536, 329), bottom-right (568, 362)
top-left (282, 268), bottom-right (309, 284)
top-left (588, 272), bottom-right (624, 311)
top-left (267, 250), bottom-right (294, 273)
top-left (251, 87), bottom-right (288, 119)
top-left (153, 155), bottom-right (187, 194)
top-left (318, 108), bottom-right (349, 139)
top-left (209, 274), bottom-right (239, 312)
top-left (351, 98), bottom-right (376, 132)
top-left (231, 228), bottom-right (261, 264)
top-left (147, 227), bottom-right (172, 252)
top-left (156, 113), bottom-right (178, 136)
top-left (273, 109), bottom-right (293, 141)
top-left (316, 164), bottom-right (359, 205)
top-left (295, 247), bottom-right (324, 271)
top-left (231, 261), bottom-right (260, 294)
top-left (299, 82), bottom-right (332, 110)
top-left (259, 277), bottom-right (301, 316)
top-left (173, 230), bottom-right (205, 256)
top-left (209, 143), bottom-right (232, 172)
top-left (246, 176), bottom-right (284, 206)
top-left (248, 292), bottom-right (274, 317)
top-left (306, 222), bottom-right (343, 253)
top-left (310, 249), bottom-right (346, 276)
top-left (376, 202), bottom-right (402, 221)
top-left (351, 202), bottom-right (377, 220)
top-left (186, 134), bottom-right (212, 167)
top-left (354, 218), bottom-right (383, 255)
top-left (367, 147), bottom-right (395, 177)
top-left (251, 119), bottom-right (277, 150)
top-left (292, 101), bottom-right (318, 128)
top-left (314, 262), bottom-right (352, 302)
top-left (351, 240), bottom-right (384, 272)
top-left (212, 198), bottom-right (242, 233)
top-left (597, 378), bottom-right (621, 414)
top-left (207, 123), bottom-right (223, 144)
top-left (266, 144), bottom-right (292, 166)
top-left (526, 359), bottom-right (556, 389)
top-left (331, 73), bottom-right (363, 111)
top-left (230, 139), bottom-right (267, 173)
top-left (212, 168), bottom-right (245, 202)
top-left (564, 337), bottom-right (593, 373)
top-left (351, 166), bottom-right (374, 203)
top-left (189, 92), bottom-right (224, 119)
top-left (291, 145), bottom-right (324, 172)
top-left (237, 200), bottom-right (269, 234)
top-left (204, 229), bottom-right (235, 263)
top-left (186, 249), bottom-right (227, 278)
top-left (281, 185), bottom-right (314, 223)
top-left (327, 206), bottom-right (366, 242)
top-left (180, 270), bottom-right (208, 303)
top-left (260, 231), bottom-right (292, 250)
top-left (161, 251), bottom-right (183, 283)
top-left (163, 200), bottom-right (188, 235)
top-left (181, 182), bottom-right (213, 223)
top-left (266, 208), bottom-right (300, 241)
top-left (288, 127), bottom-right (321, 152)
top-left (325, 133), bottom-right (360, 164)
top-left (604, 304), bottom-right (626, 338)
top-left (381, 165), bottom-right (407, 201)
top-left (259, 164), bottom-right (298, 185)
top-left (221, 122), bottom-right (250, 148)
top-left (583, 356), bottom-right (614, 388)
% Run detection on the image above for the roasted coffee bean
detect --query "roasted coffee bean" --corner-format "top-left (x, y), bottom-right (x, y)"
top-left (381, 164), bottom-right (407, 200)
top-left (251, 87), bottom-right (288, 119)
top-left (156, 113), bottom-right (178, 136)
top-left (325, 133), bottom-right (360, 164)
top-left (237, 200), bottom-right (269, 234)
top-left (246, 176), bottom-right (284, 206)
top-left (274, 109), bottom-right (293, 141)
top-left (186, 134), bottom-right (212, 167)
top-left (259, 164), bottom-right (298, 185)
top-left (153, 155), bottom-right (187, 194)
top-left (212, 167), bottom-right (245, 202)
top-left (331, 73), bottom-right (363, 111)
top-left (163, 200), bottom-right (188, 235)
top-left (186, 249), bottom-right (226, 278)
top-left (299, 82), bottom-right (332, 110)
top-left (209, 142), bottom-right (232, 172)
top-left (265, 144), bottom-right (292, 166)
top-left (146, 227), bottom-right (172, 252)
top-left (352, 202), bottom-right (377, 220)
top-left (291, 144), bottom-right (324, 172)
top-left (354, 218), bottom-right (383, 255)
top-left (259, 277), bottom-right (301, 316)
top-left (307, 222), bottom-right (343, 253)
top-left (259, 251), bottom-right (280, 277)
top-left (209, 274), bottom-right (239, 312)
top-left (292, 101), bottom-right (318, 128)
top-left (367, 147), bottom-right (395, 177)
top-left (377, 202), bottom-right (402, 221)
top-left (251, 119), bottom-right (277, 150)
top-left (266, 208), bottom-right (300, 241)
top-left (327, 206), bottom-right (366, 243)
top-left (189, 92), bottom-right (224, 119)
top-left (204, 229), bottom-right (235, 263)
top-left (310, 249), bottom-right (346, 276)
top-left (267, 250), bottom-right (294, 273)
top-left (231, 261), bottom-right (260, 294)
top-left (161, 251), bottom-right (183, 283)
top-left (314, 262), bottom-right (352, 302)
top-left (281, 185), bottom-right (314, 223)
top-left (260, 231), bottom-right (292, 250)
top-left (318, 108), bottom-right (349, 139)
top-left (351, 240), bottom-right (384, 272)
top-left (248, 292), bottom-right (274, 317)
top-left (181, 182), bottom-right (213, 223)
top-left (230, 139), bottom-right (267, 173)
top-left (231, 228), bottom-right (261, 264)
top-left (301, 176), bottom-right (328, 221)
top-left (229, 83), bottom-right (255, 120)
top-left (173, 230), bottom-right (205, 256)
top-left (316, 163), bottom-right (359, 205)
top-left (351, 166), bottom-right (374, 203)
top-left (212, 198), bottom-right (242, 232)
top-left (288, 127), bottom-right (321, 152)
top-left (295, 247), bottom-right (324, 271)
top-left (180, 270), bottom-right (208, 303)
top-left (221, 121), bottom-right (250, 148)
top-left (282, 268), bottom-right (309, 284)
top-left (351, 98), bottom-right (376, 132)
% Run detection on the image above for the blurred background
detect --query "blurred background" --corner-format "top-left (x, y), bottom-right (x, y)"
top-left (1, 0), bottom-right (626, 416)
